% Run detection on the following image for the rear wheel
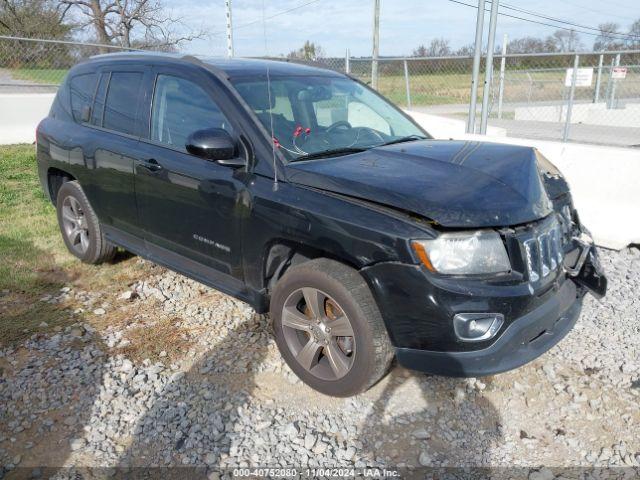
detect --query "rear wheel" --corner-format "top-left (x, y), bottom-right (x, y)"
top-left (271, 258), bottom-right (394, 397)
top-left (56, 181), bottom-right (115, 264)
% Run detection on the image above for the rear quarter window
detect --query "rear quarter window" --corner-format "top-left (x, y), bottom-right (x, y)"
top-left (103, 71), bottom-right (144, 136)
top-left (69, 73), bottom-right (98, 123)
top-left (90, 73), bottom-right (110, 127)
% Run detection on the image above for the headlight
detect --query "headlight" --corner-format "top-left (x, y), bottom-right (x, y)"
top-left (412, 230), bottom-right (511, 275)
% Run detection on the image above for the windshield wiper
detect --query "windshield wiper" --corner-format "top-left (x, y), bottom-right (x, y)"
top-left (292, 147), bottom-right (369, 162)
top-left (377, 135), bottom-right (428, 147)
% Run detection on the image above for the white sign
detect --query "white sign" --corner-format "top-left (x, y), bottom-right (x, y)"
top-left (564, 68), bottom-right (593, 87)
top-left (612, 67), bottom-right (627, 79)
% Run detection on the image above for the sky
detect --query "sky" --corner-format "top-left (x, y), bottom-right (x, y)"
top-left (166, 0), bottom-right (640, 58)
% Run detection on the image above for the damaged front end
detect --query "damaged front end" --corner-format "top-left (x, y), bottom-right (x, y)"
top-left (566, 231), bottom-right (607, 299)
top-left (358, 149), bottom-right (607, 377)
top-left (535, 150), bottom-right (607, 299)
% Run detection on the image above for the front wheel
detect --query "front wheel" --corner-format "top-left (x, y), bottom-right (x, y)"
top-left (270, 258), bottom-right (394, 397)
top-left (56, 180), bottom-right (115, 264)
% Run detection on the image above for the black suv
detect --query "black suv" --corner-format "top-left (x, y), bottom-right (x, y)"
top-left (37, 53), bottom-right (606, 397)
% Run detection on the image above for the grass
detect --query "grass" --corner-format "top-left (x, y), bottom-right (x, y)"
top-left (11, 68), bottom-right (68, 85)
top-left (118, 317), bottom-right (194, 363)
top-left (0, 144), bottom-right (61, 293)
top-left (0, 144), bottom-right (150, 346)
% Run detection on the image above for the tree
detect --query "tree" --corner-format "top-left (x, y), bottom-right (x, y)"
top-left (427, 38), bottom-right (451, 56)
top-left (59, 0), bottom-right (201, 49)
top-left (287, 40), bottom-right (324, 61)
top-left (507, 36), bottom-right (554, 54)
top-left (455, 43), bottom-right (475, 56)
top-left (412, 38), bottom-right (451, 57)
top-left (628, 19), bottom-right (640, 49)
top-left (593, 22), bottom-right (624, 51)
top-left (412, 44), bottom-right (428, 57)
top-left (507, 37), bottom-right (548, 53)
top-left (0, 0), bottom-right (71, 38)
top-left (0, 0), bottom-right (74, 68)
top-left (548, 29), bottom-right (583, 52)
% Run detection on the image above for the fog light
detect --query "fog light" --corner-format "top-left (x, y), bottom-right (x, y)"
top-left (453, 313), bottom-right (504, 342)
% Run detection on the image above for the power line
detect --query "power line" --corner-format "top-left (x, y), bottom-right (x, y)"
top-left (500, 2), bottom-right (640, 39)
top-left (444, 0), bottom-right (640, 41)
top-left (558, 0), bottom-right (634, 22)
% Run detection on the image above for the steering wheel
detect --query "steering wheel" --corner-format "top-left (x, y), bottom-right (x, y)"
top-left (325, 120), bottom-right (353, 134)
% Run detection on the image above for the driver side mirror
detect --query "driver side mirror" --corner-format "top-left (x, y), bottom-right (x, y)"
top-left (185, 128), bottom-right (243, 166)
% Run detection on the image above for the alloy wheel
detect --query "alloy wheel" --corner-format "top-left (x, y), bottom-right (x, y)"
top-left (61, 196), bottom-right (90, 254)
top-left (281, 287), bottom-right (356, 381)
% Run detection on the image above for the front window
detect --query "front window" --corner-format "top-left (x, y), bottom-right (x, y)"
top-left (231, 75), bottom-right (429, 161)
top-left (151, 75), bottom-right (233, 152)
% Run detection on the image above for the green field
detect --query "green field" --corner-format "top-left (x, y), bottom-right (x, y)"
top-left (11, 68), bottom-right (68, 85)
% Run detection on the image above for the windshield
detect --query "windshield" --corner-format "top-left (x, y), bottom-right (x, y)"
top-left (231, 74), bottom-right (429, 161)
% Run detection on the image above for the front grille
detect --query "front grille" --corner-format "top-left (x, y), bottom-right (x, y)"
top-left (521, 217), bottom-right (564, 282)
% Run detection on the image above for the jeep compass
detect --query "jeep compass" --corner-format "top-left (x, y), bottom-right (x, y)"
top-left (36, 53), bottom-right (607, 397)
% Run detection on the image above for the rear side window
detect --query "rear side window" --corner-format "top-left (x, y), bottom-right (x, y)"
top-left (91, 73), bottom-right (109, 126)
top-left (151, 74), bottom-right (232, 152)
top-left (69, 73), bottom-right (97, 123)
top-left (103, 72), bottom-right (144, 136)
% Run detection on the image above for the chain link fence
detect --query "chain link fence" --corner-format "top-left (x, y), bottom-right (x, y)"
top-left (488, 51), bottom-right (640, 147)
top-left (342, 52), bottom-right (640, 148)
top-left (1, 35), bottom-right (639, 147)
top-left (0, 35), bottom-right (139, 93)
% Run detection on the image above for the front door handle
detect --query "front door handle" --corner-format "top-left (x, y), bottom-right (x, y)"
top-left (139, 158), bottom-right (163, 173)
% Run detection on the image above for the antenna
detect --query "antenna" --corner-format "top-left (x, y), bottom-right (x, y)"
top-left (261, 0), bottom-right (279, 190)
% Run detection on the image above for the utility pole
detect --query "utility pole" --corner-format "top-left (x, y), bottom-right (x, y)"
top-left (466, 0), bottom-right (486, 133)
top-left (225, 0), bottom-right (234, 58)
top-left (479, 0), bottom-right (499, 135)
top-left (371, 0), bottom-right (381, 90)
top-left (497, 33), bottom-right (507, 119)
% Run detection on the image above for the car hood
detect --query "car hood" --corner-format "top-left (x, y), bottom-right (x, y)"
top-left (286, 140), bottom-right (559, 228)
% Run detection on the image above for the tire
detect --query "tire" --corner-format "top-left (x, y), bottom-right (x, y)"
top-left (56, 180), bottom-right (116, 264)
top-left (270, 258), bottom-right (394, 397)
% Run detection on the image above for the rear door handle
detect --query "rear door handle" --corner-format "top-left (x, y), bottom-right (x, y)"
top-left (139, 158), bottom-right (163, 172)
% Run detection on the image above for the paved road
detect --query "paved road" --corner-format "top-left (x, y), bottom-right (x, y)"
top-left (486, 117), bottom-right (640, 148)
top-left (413, 105), bottom-right (640, 148)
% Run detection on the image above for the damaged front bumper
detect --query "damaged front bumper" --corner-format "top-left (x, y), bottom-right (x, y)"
top-left (568, 233), bottom-right (607, 299)
top-left (395, 277), bottom-right (583, 377)
top-left (361, 230), bottom-right (607, 378)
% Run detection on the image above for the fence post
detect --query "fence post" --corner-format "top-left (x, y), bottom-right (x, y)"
top-left (403, 59), bottom-right (412, 108)
top-left (345, 48), bottom-right (350, 74)
top-left (497, 33), bottom-right (508, 119)
top-left (479, 0), bottom-right (499, 135)
top-left (593, 54), bottom-right (603, 103)
top-left (371, 0), bottom-right (380, 90)
top-left (605, 57), bottom-right (614, 108)
top-left (466, 0), bottom-right (486, 134)
top-left (608, 53), bottom-right (621, 109)
top-left (563, 54), bottom-right (579, 142)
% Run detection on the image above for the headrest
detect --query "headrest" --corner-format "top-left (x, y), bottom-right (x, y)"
top-left (235, 83), bottom-right (275, 111)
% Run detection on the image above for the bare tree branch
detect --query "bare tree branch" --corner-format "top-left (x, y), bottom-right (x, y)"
top-left (59, 0), bottom-right (202, 50)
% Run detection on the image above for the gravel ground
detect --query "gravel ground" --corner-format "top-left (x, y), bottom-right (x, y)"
top-left (0, 248), bottom-right (639, 477)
